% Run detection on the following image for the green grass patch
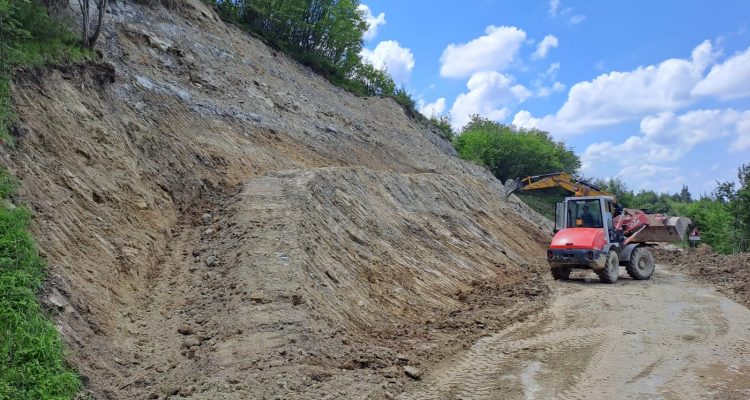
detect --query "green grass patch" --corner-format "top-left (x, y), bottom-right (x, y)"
top-left (0, 79), bottom-right (12, 146)
top-left (0, 169), bottom-right (81, 399)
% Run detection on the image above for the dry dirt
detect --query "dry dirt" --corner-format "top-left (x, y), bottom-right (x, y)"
top-left (4, 1), bottom-right (749, 399)
top-left (653, 245), bottom-right (750, 308)
top-left (1, 1), bottom-right (552, 399)
top-left (399, 267), bottom-right (750, 400)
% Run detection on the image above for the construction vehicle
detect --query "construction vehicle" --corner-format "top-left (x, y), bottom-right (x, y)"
top-left (503, 172), bottom-right (614, 199)
top-left (505, 173), bottom-right (691, 283)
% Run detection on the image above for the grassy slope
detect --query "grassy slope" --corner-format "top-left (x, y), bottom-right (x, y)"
top-left (0, 170), bottom-right (80, 399)
top-left (1, 3), bottom-right (89, 398)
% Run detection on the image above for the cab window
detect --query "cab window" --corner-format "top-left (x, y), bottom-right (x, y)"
top-left (567, 200), bottom-right (602, 228)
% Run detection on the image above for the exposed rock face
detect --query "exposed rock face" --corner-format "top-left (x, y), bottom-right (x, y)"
top-left (1, 0), bottom-right (551, 398)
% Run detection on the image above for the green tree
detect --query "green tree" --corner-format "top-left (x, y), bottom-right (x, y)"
top-left (214, 0), bottom-right (419, 113)
top-left (591, 177), bottom-right (634, 206)
top-left (429, 113), bottom-right (454, 142)
top-left (714, 163), bottom-right (750, 253)
top-left (454, 115), bottom-right (580, 180)
top-left (671, 199), bottom-right (735, 254)
top-left (679, 184), bottom-right (692, 203)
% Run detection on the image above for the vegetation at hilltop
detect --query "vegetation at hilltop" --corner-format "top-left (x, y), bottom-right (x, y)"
top-left (212, 0), bottom-right (420, 116)
top-left (454, 115), bottom-right (580, 180)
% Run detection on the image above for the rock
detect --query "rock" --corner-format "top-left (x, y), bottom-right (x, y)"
top-left (204, 228), bottom-right (215, 235)
top-left (192, 248), bottom-right (201, 257)
top-left (396, 353), bottom-right (408, 362)
top-left (136, 201), bottom-right (149, 210)
top-left (135, 76), bottom-right (154, 90)
top-left (182, 337), bottom-right (201, 348)
top-left (249, 290), bottom-right (269, 304)
top-left (180, 386), bottom-right (195, 396)
top-left (205, 255), bottom-right (217, 267)
top-left (403, 366), bottom-right (422, 380)
top-left (201, 213), bottom-right (212, 224)
top-left (177, 325), bottom-right (193, 335)
top-left (48, 290), bottom-right (67, 310)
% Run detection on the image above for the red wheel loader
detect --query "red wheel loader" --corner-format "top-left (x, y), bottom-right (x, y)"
top-left (506, 173), bottom-right (691, 283)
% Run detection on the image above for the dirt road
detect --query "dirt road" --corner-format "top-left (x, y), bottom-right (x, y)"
top-left (400, 267), bottom-right (750, 400)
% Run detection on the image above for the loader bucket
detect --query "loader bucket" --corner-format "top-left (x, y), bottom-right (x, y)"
top-left (633, 215), bottom-right (692, 243)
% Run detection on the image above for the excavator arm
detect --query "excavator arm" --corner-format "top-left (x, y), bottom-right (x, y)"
top-left (504, 172), bottom-right (616, 200)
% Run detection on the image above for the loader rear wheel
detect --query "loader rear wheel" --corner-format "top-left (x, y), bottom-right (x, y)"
top-left (551, 267), bottom-right (571, 280)
top-left (626, 248), bottom-right (655, 280)
top-left (597, 250), bottom-right (619, 284)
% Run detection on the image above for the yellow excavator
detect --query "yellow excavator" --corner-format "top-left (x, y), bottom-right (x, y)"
top-left (503, 172), bottom-right (615, 200)
top-left (504, 172), bottom-right (691, 283)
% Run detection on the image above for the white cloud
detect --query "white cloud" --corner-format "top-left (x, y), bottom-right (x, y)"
top-left (360, 40), bottom-right (415, 84)
top-left (532, 35), bottom-right (558, 60)
top-left (512, 110), bottom-right (541, 129)
top-left (536, 81), bottom-right (566, 97)
top-left (543, 62), bottom-right (560, 80)
top-left (513, 40), bottom-right (718, 135)
top-left (568, 15), bottom-right (586, 25)
top-left (732, 114), bottom-right (750, 151)
top-left (358, 4), bottom-right (386, 41)
top-left (692, 46), bottom-right (750, 100)
top-left (417, 98), bottom-right (446, 117)
top-left (548, 0), bottom-right (561, 17)
top-left (449, 71), bottom-right (531, 128)
top-left (532, 62), bottom-right (565, 97)
top-left (581, 108), bottom-right (750, 184)
top-left (439, 26), bottom-right (526, 78)
top-left (549, 0), bottom-right (586, 24)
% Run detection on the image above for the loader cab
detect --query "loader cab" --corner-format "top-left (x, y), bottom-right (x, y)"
top-left (554, 196), bottom-right (617, 241)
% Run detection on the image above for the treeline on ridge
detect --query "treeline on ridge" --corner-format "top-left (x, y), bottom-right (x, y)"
top-left (212, 0), bottom-right (417, 114)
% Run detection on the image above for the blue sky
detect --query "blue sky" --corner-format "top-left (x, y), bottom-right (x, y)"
top-left (358, 0), bottom-right (750, 195)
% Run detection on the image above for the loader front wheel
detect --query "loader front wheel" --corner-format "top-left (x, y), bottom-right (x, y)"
top-left (597, 250), bottom-right (619, 284)
top-left (626, 248), bottom-right (655, 280)
top-left (551, 267), bottom-right (571, 280)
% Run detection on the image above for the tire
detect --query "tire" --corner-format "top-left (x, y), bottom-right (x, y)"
top-left (626, 247), bottom-right (655, 280)
top-left (551, 267), bottom-right (571, 280)
top-left (597, 250), bottom-right (619, 284)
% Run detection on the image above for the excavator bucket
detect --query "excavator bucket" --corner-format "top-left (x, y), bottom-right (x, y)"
top-left (503, 179), bottom-right (521, 198)
top-left (633, 215), bottom-right (692, 243)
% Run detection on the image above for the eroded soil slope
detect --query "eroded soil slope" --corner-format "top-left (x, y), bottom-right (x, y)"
top-left (0, 1), bottom-right (550, 398)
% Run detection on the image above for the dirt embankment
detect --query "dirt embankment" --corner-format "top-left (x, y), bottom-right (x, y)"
top-left (653, 245), bottom-right (750, 308)
top-left (0, 0), bottom-right (551, 399)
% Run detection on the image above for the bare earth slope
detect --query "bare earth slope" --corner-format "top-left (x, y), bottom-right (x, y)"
top-left (0, 1), bottom-right (550, 398)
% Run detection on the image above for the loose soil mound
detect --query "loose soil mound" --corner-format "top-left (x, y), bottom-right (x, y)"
top-left (0, 1), bottom-right (552, 399)
top-left (653, 245), bottom-right (750, 307)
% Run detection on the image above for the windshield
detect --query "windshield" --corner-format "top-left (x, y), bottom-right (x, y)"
top-left (567, 199), bottom-right (602, 228)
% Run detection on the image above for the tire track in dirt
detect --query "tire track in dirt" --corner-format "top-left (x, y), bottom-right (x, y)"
top-left (399, 269), bottom-right (750, 400)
